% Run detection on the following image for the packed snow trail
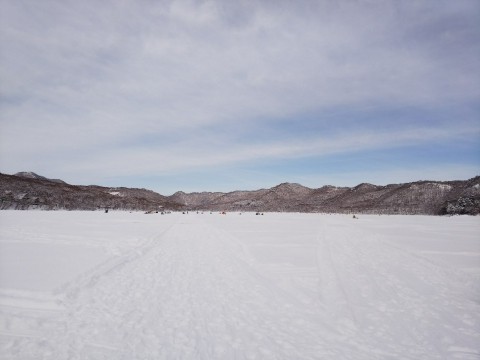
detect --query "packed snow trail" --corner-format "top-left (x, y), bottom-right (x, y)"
top-left (0, 212), bottom-right (479, 359)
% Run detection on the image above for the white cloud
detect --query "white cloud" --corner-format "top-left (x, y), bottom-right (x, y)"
top-left (14, 123), bottom-right (473, 184)
top-left (0, 0), bottom-right (479, 189)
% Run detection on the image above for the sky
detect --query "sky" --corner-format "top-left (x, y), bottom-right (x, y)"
top-left (1, 0), bottom-right (479, 195)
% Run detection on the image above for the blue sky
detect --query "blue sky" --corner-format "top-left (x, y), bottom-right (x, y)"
top-left (1, 0), bottom-right (479, 195)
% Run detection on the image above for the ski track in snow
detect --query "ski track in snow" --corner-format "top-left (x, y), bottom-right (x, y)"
top-left (0, 212), bottom-right (479, 359)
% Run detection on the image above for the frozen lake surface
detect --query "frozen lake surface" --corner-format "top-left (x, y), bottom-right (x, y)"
top-left (0, 211), bottom-right (479, 359)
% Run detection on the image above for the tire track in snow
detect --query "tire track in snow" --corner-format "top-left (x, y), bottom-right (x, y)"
top-left (2, 214), bottom-right (479, 360)
top-left (9, 215), bottom-right (374, 359)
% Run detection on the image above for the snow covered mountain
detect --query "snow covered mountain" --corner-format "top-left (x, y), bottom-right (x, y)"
top-left (14, 171), bottom-right (66, 184)
top-left (0, 173), bottom-right (182, 211)
top-left (168, 178), bottom-right (480, 215)
top-left (1, 172), bottom-right (479, 214)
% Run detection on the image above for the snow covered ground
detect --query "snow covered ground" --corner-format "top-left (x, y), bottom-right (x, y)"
top-left (0, 211), bottom-right (479, 359)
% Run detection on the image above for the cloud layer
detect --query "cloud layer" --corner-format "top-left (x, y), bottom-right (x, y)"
top-left (1, 0), bottom-right (479, 193)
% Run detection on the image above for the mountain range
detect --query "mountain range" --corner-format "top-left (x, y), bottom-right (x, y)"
top-left (1, 171), bottom-right (479, 215)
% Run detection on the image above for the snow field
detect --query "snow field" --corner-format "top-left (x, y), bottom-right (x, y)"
top-left (0, 211), bottom-right (479, 359)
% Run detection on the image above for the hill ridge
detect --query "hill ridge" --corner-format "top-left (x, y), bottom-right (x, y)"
top-left (1, 172), bottom-right (479, 215)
